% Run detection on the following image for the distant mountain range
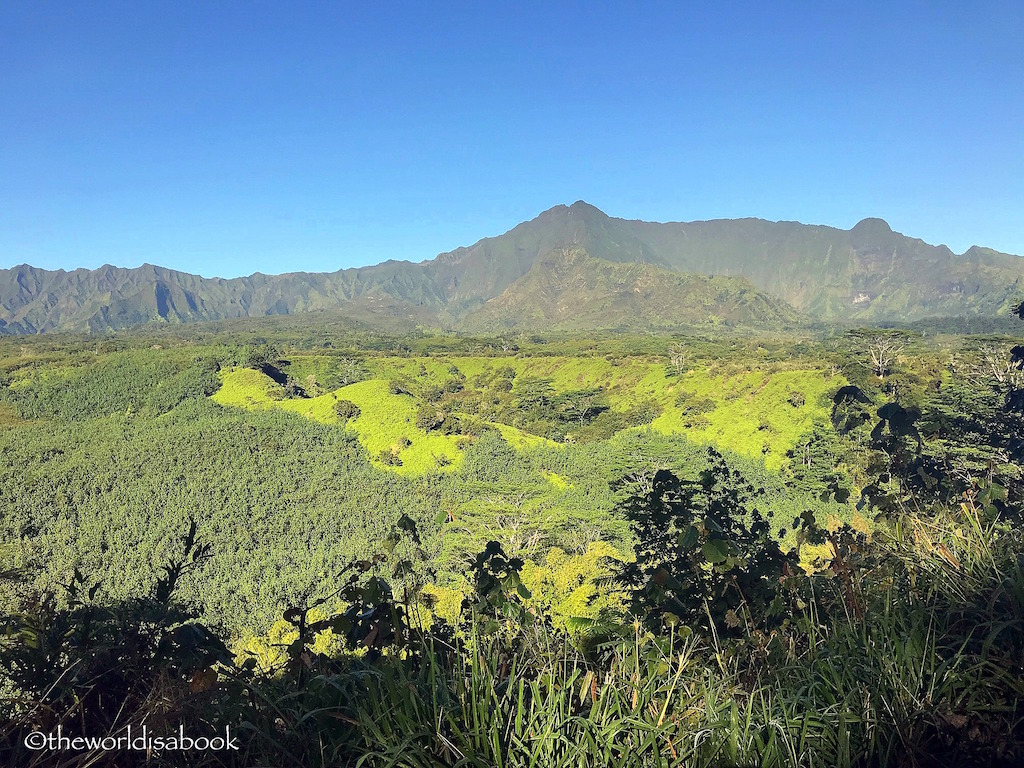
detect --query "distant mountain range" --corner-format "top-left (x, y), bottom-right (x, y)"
top-left (2, 201), bottom-right (1022, 334)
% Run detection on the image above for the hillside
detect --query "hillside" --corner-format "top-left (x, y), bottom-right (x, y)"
top-left (2, 201), bottom-right (1022, 334)
top-left (616, 213), bottom-right (1024, 320)
top-left (459, 248), bottom-right (804, 332)
top-left (3, 324), bottom-right (1024, 766)
top-left (0, 262), bottom-right (449, 334)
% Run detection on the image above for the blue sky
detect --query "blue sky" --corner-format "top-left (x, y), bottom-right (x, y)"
top-left (2, 1), bottom-right (1021, 277)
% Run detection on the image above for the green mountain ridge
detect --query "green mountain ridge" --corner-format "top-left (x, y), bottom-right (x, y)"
top-left (2, 201), bottom-right (1022, 334)
top-left (459, 248), bottom-right (804, 332)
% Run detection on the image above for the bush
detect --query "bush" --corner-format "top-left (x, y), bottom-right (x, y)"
top-left (334, 399), bottom-right (361, 422)
top-left (241, 343), bottom-right (280, 369)
top-left (388, 379), bottom-right (414, 396)
top-left (415, 404), bottom-right (447, 432)
top-left (625, 398), bottom-right (663, 426)
top-left (377, 448), bottom-right (403, 466)
top-left (440, 378), bottom-right (464, 395)
top-left (678, 395), bottom-right (716, 427)
top-left (420, 384), bottom-right (443, 402)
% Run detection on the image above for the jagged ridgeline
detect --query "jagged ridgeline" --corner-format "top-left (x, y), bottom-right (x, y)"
top-left (2, 201), bottom-right (1023, 334)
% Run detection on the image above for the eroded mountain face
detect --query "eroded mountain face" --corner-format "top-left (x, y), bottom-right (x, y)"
top-left (2, 202), bottom-right (1021, 334)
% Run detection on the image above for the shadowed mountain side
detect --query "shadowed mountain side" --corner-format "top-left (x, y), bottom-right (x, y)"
top-left (614, 214), bottom-right (1024, 320)
top-left (2, 201), bottom-right (1022, 334)
top-left (426, 201), bottom-right (664, 314)
top-left (458, 249), bottom-right (805, 332)
top-left (0, 262), bottom-right (448, 334)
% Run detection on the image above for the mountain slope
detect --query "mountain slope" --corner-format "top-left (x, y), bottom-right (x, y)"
top-left (430, 202), bottom-right (1024, 322)
top-left (2, 201), bottom-right (1022, 334)
top-left (0, 262), bottom-right (449, 334)
top-left (614, 214), bottom-right (1024, 320)
top-left (459, 248), bottom-right (803, 332)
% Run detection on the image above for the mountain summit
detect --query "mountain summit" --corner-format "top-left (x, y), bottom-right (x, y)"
top-left (1, 203), bottom-right (1021, 334)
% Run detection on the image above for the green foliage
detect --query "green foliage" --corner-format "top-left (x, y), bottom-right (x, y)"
top-left (5, 494), bottom-right (1023, 767)
top-left (786, 424), bottom-right (854, 504)
top-left (676, 393), bottom-right (716, 426)
top-left (0, 523), bottom-right (231, 749)
top-left (520, 542), bottom-right (626, 633)
top-left (240, 343), bottom-right (280, 370)
top-left (333, 398), bottom-right (361, 422)
top-left (414, 402), bottom-right (461, 434)
top-left (2, 348), bottom-right (223, 420)
top-left (388, 378), bottom-right (414, 396)
top-left (618, 448), bottom-right (794, 635)
top-left (4, 322), bottom-right (1024, 766)
top-left (212, 369), bottom-right (464, 474)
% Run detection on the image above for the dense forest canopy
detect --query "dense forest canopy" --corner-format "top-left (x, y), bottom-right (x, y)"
top-left (2, 317), bottom-right (1023, 766)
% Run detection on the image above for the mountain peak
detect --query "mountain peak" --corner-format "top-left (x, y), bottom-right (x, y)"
top-left (850, 217), bottom-right (893, 237)
top-left (535, 200), bottom-right (608, 221)
top-left (568, 200), bottom-right (606, 215)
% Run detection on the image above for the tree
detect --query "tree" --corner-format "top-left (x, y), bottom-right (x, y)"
top-left (497, 336), bottom-right (519, 354)
top-left (831, 384), bottom-right (873, 434)
top-left (513, 378), bottom-right (555, 413)
top-left (667, 343), bottom-right (690, 376)
top-left (242, 343), bottom-right (280, 370)
top-left (857, 333), bottom-right (905, 379)
top-left (953, 341), bottom-right (1024, 390)
top-left (617, 448), bottom-right (793, 635)
top-left (333, 399), bottom-right (361, 422)
top-left (336, 358), bottom-right (367, 387)
top-left (558, 388), bottom-right (608, 427)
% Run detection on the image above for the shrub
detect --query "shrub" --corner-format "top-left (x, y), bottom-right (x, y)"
top-left (679, 395), bottom-right (716, 427)
top-left (625, 398), bottom-right (663, 426)
top-left (415, 405), bottom-right (449, 432)
top-left (377, 448), bottom-right (403, 466)
top-left (388, 379), bottom-right (414, 396)
top-left (440, 378), bottom-right (464, 395)
top-left (334, 399), bottom-right (361, 422)
top-left (420, 384), bottom-right (443, 402)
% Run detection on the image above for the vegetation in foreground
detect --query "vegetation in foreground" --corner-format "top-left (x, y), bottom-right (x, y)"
top-left (1, 318), bottom-right (1023, 766)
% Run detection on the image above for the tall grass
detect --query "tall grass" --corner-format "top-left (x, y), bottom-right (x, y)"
top-left (341, 628), bottom-right (860, 768)
top-left (4, 502), bottom-right (1022, 767)
top-left (244, 499), bottom-right (1024, 768)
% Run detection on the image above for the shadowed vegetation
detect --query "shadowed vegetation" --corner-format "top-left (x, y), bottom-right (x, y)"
top-left (2, 318), bottom-right (1024, 766)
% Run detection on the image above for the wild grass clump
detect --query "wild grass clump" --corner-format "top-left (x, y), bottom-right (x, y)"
top-left (773, 499), bottom-right (1024, 766)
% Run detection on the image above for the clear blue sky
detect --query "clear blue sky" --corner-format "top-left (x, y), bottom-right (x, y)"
top-left (2, 1), bottom-right (1022, 277)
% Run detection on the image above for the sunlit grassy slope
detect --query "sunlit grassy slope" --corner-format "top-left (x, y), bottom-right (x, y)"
top-left (212, 368), bottom-right (464, 475)
top-left (213, 357), bottom-right (841, 475)
top-left (653, 368), bottom-right (838, 471)
top-left (370, 356), bottom-right (839, 468)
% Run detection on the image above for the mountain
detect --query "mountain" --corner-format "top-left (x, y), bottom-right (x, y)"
top-left (432, 202), bottom-right (1024, 322)
top-left (1, 201), bottom-right (1022, 334)
top-left (460, 248), bottom-right (804, 332)
top-left (614, 213), bottom-right (1024, 320)
top-left (0, 262), bottom-right (450, 334)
